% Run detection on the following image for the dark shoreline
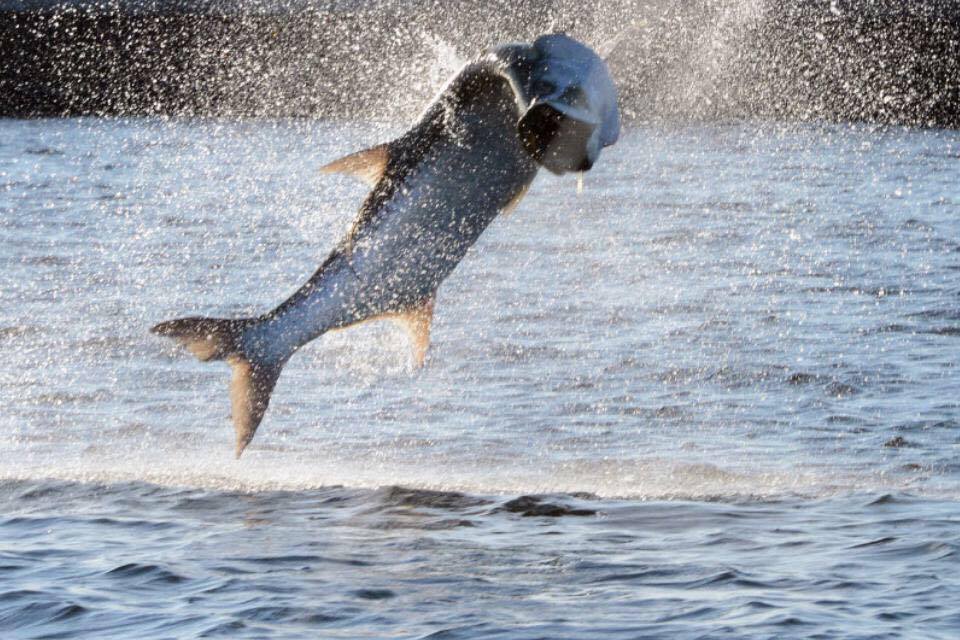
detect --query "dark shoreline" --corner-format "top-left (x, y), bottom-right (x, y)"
top-left (2, 0), bottom-right (959, 126)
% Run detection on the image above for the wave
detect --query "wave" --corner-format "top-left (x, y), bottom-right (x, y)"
top-left (0, 450), bottom-right (948, 500)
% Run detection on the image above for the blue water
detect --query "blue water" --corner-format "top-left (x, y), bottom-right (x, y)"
top-left (1, 117), bottom-right (959, 638)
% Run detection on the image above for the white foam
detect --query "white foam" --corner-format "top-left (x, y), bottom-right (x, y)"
top-left (0, 443), bottom-right (945, 500)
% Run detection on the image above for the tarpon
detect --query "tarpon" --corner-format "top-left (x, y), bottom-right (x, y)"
top-left (152, 33), bottom-right (620, 457)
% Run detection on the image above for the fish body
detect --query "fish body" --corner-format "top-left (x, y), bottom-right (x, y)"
top-left (247, 75), bottom-right (539, 362)
top-left (153, 34), bottom-right (620, 457)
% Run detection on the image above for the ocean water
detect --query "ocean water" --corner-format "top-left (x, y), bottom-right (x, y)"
top-left (1, 117), bottom-right (959, 638)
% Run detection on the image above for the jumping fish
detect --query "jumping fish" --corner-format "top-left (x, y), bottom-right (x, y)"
top-left (152, 33), bottom-right (620, 457)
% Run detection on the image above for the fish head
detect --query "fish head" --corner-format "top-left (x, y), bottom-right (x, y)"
top-left (517, 33), bottom-right (620, 175)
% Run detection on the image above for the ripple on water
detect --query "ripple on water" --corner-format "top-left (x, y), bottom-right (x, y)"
top-left (0, 479), bottom-right (958, 639)
top-left (105, 563), bottom-right (189, 586)
top-left (3, 120), bottom-right (960, 638)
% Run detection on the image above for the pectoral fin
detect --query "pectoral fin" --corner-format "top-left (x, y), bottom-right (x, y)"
top-left (389, 299), bottom-right (434, 368)
top-left (500, 183), bottom-right (531, 218)
top-left (319, 143), bottom-right (391, 187)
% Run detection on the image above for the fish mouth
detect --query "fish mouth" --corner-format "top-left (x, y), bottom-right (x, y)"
top-left (517, 102), bottom-right (598, 174)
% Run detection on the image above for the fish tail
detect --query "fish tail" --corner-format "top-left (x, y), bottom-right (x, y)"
top-left (151, 316), bottom-right (284, 458)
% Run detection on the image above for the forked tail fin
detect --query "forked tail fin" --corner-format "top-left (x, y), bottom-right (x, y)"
top-left (151, 316), bottom-right (284, 458)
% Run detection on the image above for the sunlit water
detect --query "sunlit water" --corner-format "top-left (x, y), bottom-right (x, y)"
top-left (1, 118), bottom-right (959, 638)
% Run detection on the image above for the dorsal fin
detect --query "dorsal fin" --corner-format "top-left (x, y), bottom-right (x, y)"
top-left (319, 143), bottom-right (391, 187)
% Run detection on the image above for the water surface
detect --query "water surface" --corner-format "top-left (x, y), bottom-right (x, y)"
top-left (1, 118), bottom-right (959, 638)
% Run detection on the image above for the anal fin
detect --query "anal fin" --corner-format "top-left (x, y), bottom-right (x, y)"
top-left (393, 298), bottom-right (433, 369)
top-left (388, 299), bottom-right (434, 368)
top-left (329, 298), bottom-right (435, 368)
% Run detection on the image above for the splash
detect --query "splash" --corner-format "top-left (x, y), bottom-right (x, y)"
top-left (0, 447), bottom-right (933, 500)
top-left (2, 1), bottom-right (959, 126)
